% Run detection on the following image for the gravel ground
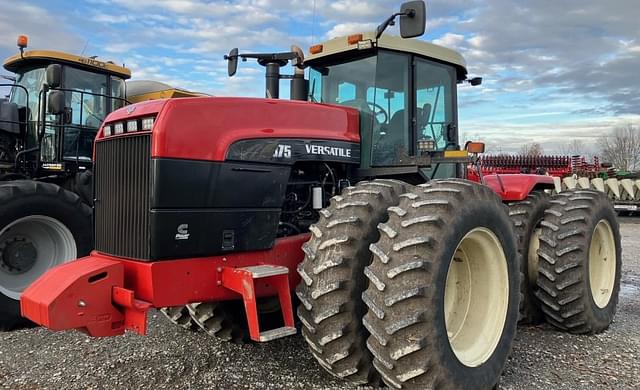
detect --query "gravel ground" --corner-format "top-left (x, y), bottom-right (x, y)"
top-left (1, 219), bottom-right (639, 390)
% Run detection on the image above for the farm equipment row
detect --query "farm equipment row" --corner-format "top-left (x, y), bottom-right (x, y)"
top-left (6, 2), bottom-right (624, 389)
top-left (471, 154), bottom-right (640, 213)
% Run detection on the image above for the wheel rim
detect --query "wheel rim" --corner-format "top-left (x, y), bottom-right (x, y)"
top-left (527, 227), bottom-right (542, 285)
top-left (589, 220), bottom-right (616, 309)
top-left (0, 215), bottom-right (76, 300)
top-left (444, 227), bottom-right (509, 367)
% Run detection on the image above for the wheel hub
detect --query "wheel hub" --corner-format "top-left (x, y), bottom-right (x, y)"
top-left (444, 227), bottom-right (509, 367)
top-left (0, 236), bottom-right (37, 275)
top-left (589, 220), bottom-right (616, 308)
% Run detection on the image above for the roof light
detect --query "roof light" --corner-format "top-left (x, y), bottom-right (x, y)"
top-left (127, 120), bottom-right (138, 132)
top-left (141, 117), bottom-right (154, 131)
top-left (309, 44), bottom-right (323, 54)
top-left (114, 122), bottom-right (124, 135)
top-left (103, 125), bottom-right (112, 137)
top-left (347, 34), bottom-right (363, 45)
top-left (17, 35), bottom-right (28, 49)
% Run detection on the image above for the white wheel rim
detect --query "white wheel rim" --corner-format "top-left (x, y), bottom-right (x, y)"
top-left (444, 227), bottom-right (509, 367)
top-left (0, 215), bottom-right (77, 300)
top-left (589, 220), bottom-right (616, 309)
top-left (527, 227), bottom-right (542, 285)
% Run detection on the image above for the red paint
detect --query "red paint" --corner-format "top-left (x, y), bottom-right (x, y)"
top-left (21, 234), bottom-right (308, 337)
top-left (221, 267), bottom-right (295, 342)
top-left (482, 174), bottom-right (555, 201)
top-left (98, 97), bottom-right (360, 161)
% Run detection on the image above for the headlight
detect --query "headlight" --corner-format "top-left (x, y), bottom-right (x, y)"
top-left (127, 120), bottom-right (138, 132)
top-left (114, 122), bottom-right (124, 135)
top-left (141, 117), bottom-right (154, 131)
top-left (103, 125), bottom-right (112, 136)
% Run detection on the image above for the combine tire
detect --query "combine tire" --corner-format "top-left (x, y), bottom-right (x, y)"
top-left (0, 181), bottom-right (91, 331)
top-left (536, 190), bottom-right (621, 334)
top-left (363, 179), bottom-right (520, 389)
top-left (508, 191), bottom-right (550, 323)
top-left (296, 179), bottom-right (409, 385)
top-left (160, 306), bottom-right (200, 331)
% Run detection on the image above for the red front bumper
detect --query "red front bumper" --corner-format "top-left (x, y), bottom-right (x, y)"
top-left (21, 234), bottom-right (307, 338)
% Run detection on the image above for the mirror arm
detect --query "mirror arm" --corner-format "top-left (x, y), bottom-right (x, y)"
top-left (376, 10), bottom-right (414, 39)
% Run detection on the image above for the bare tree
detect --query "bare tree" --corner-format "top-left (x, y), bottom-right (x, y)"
top-left (559, 139), bottom-right (585, 156)
top-left (600, 123), bottom-right (640, 171)
top-left (519, 142), bottom-right (544, 156)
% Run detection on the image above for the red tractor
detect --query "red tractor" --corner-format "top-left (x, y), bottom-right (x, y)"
top-left (20, 2), bottom-right (621, 389)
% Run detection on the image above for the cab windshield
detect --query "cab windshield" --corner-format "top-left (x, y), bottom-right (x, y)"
top-left (309, 50), bottom-right (457, 168)
top-left (62, 66), bottom-right (112, 161)
top-left (9, 67), bottom-right (46, 148)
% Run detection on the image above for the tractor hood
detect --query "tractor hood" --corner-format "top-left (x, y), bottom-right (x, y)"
top-left (99, 97), bottom-right (361, 162)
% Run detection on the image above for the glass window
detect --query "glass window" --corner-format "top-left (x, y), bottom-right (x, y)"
top-left (9, 67), bottom-right (45, 116)
top-left (308, 51), bottom-right (410, 167)
top-left (111, 76), bottom-right (126, 111)
top-left (63, 67), bottom-right (108, 161)
top-left (369, 52), bottom-right (410, 166)
top-left (415, 58), bottom-right (455, 151)
top-left (64, 67), bottom-right (108, 128)
top-left (9, 67), bottom-right (46, 149)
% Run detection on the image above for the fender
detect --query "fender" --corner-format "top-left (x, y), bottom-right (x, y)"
top-left (482, 174), bottom-right (555, 201)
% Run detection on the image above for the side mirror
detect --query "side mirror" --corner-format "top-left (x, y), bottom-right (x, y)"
top-left (466, 141), bottom-right (485, 154)
top-left (469, 77), bottom-right (483, 86)
top-left (399, 1), bottom-right (426, 38)
top-left (226, 48), bottom-right (239, 77)
top-left (47, 90), bottom-right (65, 115)
top-left (46, 64), bottom-right (62, 89)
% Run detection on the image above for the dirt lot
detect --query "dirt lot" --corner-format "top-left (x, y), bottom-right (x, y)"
top-left (1, 219), bottom-right (638, 390)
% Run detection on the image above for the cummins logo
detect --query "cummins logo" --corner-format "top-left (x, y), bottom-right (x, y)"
top-left (175, 224), bottom-right (190, 240)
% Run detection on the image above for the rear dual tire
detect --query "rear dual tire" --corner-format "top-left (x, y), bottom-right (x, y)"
top-left (363, 179), bottom-right (520, 389)
top-left (536, 190), bottom-right (621, 334)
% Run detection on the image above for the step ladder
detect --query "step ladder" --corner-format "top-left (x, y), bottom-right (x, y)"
top-left (221, 265), bottom-right (296, 342)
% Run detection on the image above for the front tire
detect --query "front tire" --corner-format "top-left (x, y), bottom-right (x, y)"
top-left (363, 179), bottom-right (520, 389)
top-left (535, 190), bottom-right (621, 334)
top-left (296, 179), bottom-right (409, 385)
top-left (0, 181), bottom-right (92, 331)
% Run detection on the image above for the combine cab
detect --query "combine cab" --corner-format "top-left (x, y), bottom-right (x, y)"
top-left (20, 2), bottom-right (622, 389)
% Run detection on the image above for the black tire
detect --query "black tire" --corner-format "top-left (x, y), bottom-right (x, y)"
top-left (187, 298), bottom-right (284, 344)
top-left (187, 301), bottom-right (251, 343)
top-left (0, 180), bottom-right (92, 331)
top-left (159, 306), bottom-right (200, 331)
top-left (535, 190), bottom-right (621, 334)
top-left (296, 179), bottom-right (410, 385)
top-left (363, 179), bottom-right (520, 389)
top-left (508, 191), bottom-right (550, 323)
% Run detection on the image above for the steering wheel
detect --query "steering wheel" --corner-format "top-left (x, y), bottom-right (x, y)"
top-left (367, 102), bottom-right (388, 124)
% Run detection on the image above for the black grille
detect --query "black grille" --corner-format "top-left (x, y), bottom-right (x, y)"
top-left (95, 134), bottom-right (151, 259)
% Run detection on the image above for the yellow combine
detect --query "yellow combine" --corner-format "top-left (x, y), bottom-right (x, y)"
top-left (0, 35), bottom-right (200, 331)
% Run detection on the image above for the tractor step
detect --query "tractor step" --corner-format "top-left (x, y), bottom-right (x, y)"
top-left (221, 265), bottom-right (296, 342)
top-left (259, 326), bottom-right (297, 342)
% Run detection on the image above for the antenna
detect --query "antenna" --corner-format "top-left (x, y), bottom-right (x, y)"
top-left (311, 0), bottom-right (317, 43)
top-left (80, 39), bottom-right (89, 56)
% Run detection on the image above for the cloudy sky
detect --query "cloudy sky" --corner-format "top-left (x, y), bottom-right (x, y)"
top-left (1, 0), bottom-right (638, 154)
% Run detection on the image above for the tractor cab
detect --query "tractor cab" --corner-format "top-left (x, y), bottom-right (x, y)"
top-left (0, 36), bottom-right (130, 177)
top-left (304, 32), bottom-right (470, 179)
